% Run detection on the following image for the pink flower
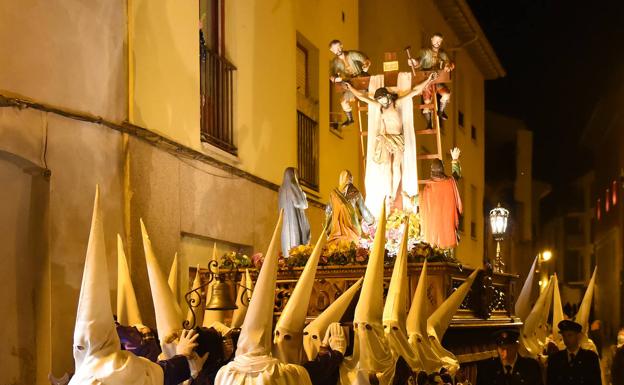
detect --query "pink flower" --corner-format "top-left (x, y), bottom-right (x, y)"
top-left (251, 252), bottom-right (264, 269)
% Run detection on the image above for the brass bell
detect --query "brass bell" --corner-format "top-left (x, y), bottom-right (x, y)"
top-left (205, 278), bottom-right (238, 311)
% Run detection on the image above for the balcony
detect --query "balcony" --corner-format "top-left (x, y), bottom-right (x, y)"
top-left (297, 111), bottom-right (319, 190)
top-left (200, 39), bottom-right (237, 155)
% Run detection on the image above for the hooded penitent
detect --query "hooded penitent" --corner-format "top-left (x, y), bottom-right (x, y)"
top-left (426, 268), bottom-right (479, 374)
top-left (515, 256), bottom-right (538, 322)
top-left (274, 228), bottom-right (327, 364)
top-left (230, 269), bottom-right (254, 329)
top-left (214, 211), bottom-right (312, 385)
top-left (382, 219), bottom-right (423, 371)
top-left (203, 243), bottom-right (227, 326)
top-left (406, 261), bottom-right (446, 374)
top-left (116, 234), bottom-right (142, 327)
top-left (141, 219), bottom-right (184, 359)
top-left (303, 277), bottom-right (363, 361)
top-left (519, 275), bottom-right (555, 358)
top-left (168, 253), bottom-right (179, 301)
top-left (186, 265), bottom-right (205, 329)
top-left (551, 274), bottom-right (565, 348)
top-left (70, 187), bottom-right (163, 385)
top-left (339, 201), bottom-right (397, 385)
top-left (576, 267), bottom-right (598, 352)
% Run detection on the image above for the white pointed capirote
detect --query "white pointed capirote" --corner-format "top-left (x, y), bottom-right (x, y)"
top-left (236, 211), bottom-right (284, 357)
top-left (354, 201), bottom-right (387, 325)
top-left (519, 275), bottom-right (555, 358)
top-left (426, 268), bottom-right (480, 374)
top-left (274, 228), bottom-right (328, 364)
top-left (141, 219), bottom-right (183, 359)
top-left (203, 242), bottom-right (226, 326)
top-left (515, 256), bottom-right (538, 322)
top-left (230, 269), bottom-right (254, 329)
top-left (116, 234), bottom-right (143, 327)
top-left (427, 268), bottom-right (480, 341)
top-left (406, 260), bottom-right (443, 373)
top-left (575, 266), bottom-right (597, 335)
top-left (303, 277), bottom-right (363, 361)
top-left (185, 265), bottom-right (205, 329)
top-left (168, 252), bottom-right (179, 301)
top-left (214, 210), bottom-right (312, 385)
top-left (70, 187), bottom-right (163, 385)
top-left (382, 220), bottom-right (422, 371)
top-left (552, 274), bottom-right (564, 347)
top-left (339, 199), bottom-right (396, 385)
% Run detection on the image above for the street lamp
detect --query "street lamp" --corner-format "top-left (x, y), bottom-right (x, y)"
top-left (541, 250), bottom-right (552, 262)
top-left (489, 203), bottom-right (510, 273)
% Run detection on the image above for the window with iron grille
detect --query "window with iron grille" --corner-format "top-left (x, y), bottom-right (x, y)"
top-left (297, 111), bottom-right (319, 190)
top-left (200, 0), bottom-right (237, 155)
top-left (471, 125), bottom-right (477, 141)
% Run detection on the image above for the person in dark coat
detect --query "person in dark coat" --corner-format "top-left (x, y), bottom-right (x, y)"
top-left (476, 329), bottom-right (542, 385)
top-left (547, 320), bottom-right (602, 385)
top-left (612, 344), bottom-right (624, 385)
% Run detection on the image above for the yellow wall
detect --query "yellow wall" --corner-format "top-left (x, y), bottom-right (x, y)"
top-left (130, 0), bottom-right (201, 150)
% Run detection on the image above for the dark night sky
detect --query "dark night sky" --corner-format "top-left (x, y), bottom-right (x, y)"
top-left (468, 0), bottom-right (624, 186)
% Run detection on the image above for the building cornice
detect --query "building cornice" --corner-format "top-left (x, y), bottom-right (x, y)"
top-left (435, 0), bottom-right (506, 80)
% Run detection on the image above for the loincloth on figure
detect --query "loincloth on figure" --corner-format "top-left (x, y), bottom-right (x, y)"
top-left (373, 133), bottom-right (404, 164)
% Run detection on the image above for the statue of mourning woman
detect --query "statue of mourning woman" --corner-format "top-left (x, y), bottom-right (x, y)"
top-left (324, 170), bottom-right (374, 247)
top-left (278, 167), bottom-right (311, 256)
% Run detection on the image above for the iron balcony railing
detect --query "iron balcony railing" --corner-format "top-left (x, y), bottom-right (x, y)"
top-left (200, 40), bottom-right (237, 155)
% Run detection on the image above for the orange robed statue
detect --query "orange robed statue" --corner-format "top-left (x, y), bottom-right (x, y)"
top-left (419, 148), bottom-right (463, 249)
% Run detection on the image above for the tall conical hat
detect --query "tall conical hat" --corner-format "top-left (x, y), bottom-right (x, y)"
top-left (405, 260), bottom-right (444, 373)
top-left (186, 265), bottom-right (205, 329)
top-left (383, 220), bottom-right (409, 327)
top-left (70, 187), bottom-right (163, 385)
top-left (168, 253), bottom-right (179, 301)
top-left (230, 269), bottom-right (254, 329)
top-left (140, 219), bottom-right (183, 358)
top-left (116, 234), bottom-right (143, 326)
top-left (354, 201), bottom-right (386, 324)
top-left (203, 242), bottom-right (226, 326)
top-left (575, 266), bottom-right (597, 335)
top-left (515, 256), bottom-right (538, 322)
top-left (73, 186), bottom-right (119, 368)
top-left (303, 277), bottom-right (363, 361)
top-left (520, 275), bottom-right (555, 358)
top-left (552, 274), bottom-right (564, 346)
top-left (382, 220), bottom-right (422, 371)
top-left (235, 211), bottom-right (283, 357)
top-left (427, 268), bottom-right (480, 340)
top-left (407, 260), bottom-right (429, 337)
top-left (274, 228), bottom-right (327, 363)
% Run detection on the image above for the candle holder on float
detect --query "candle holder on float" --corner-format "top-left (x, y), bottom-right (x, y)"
top-left (489, 203), bottom-right (509, 274)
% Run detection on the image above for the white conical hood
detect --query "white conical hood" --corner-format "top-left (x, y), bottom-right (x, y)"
top-left (520, 275), bottom-right (555, 358)
top-left (427, 268), bottom-right (480, 340)
top-left (383, 220), bottom-right (409, 326)
top-left (186, 265), bottom-right (205, 329)
top-left (303, 277), bottom-right (363, 361)
top-left (515, 256), bottom-right (538, 322)
top-left (575, 266), bottom-right (597, 335)
top-left (552, 274), bottom-right (564, 347)
top-left (354, 201), bottom-right (386, 324)
top-left (116, 234), bottom-right (143, 326)
top-left (73, 186), bottom-right (119, 368)
top-left (168, 253), bottom-right (179, 301)
top-left (203, 242), bottom-right (226, 326)
top-left (339, 199), bottom-right (396, 384)
top-left (274, 228), bottom-right (327, 364)
top-left (141, 219), bottom-right (183, 358)
top-left (236, 211), bottom-right (284, 357)
top-left (405, 260), bottom-right (444, 373)
top-left (230, 269), bottom-right (254, 329)
top-left (382, 221), bottom-right (422, 371)
top-left (407, 260), bottom-right (429, 337)
top-left (70, 187), bottom-right (163, 385)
